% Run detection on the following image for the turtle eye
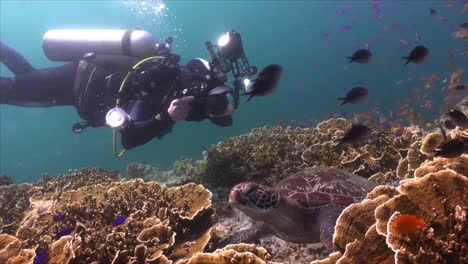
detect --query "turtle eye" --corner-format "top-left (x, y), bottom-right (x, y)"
top-left (243, 185), bottom-right (258, 196)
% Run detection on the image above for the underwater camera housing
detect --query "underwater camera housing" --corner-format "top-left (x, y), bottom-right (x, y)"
top-left (205, 30), bottom-right (257, 108)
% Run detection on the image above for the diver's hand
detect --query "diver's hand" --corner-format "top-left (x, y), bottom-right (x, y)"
top-left (168, 96), bottom-right (195, 122)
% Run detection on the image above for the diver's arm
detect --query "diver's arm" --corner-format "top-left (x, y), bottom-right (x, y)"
top-left (120, 109), bottom-right (175, 150)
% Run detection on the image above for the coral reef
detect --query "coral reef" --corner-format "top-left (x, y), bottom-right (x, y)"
top-left (0, 167), bottom-right (269, 264)
top-left (127, 157), bottom-right (201, 187)
top-left (211, 206), bottom-right (329, 264)
top-left (183, 243), bottom-right (269, 264)
top-left (316, 165), bottom-right (467, 263)
top-left (0, 175), bottom-right (13, 187)
top-left (0, 184), bottom-right (37, 235)
top-left (437, 96), bottom-right (468, 131)
top-left (34, 167), bottom-right (121, 196)
top-left (199, 118), bottom-right (424, 189)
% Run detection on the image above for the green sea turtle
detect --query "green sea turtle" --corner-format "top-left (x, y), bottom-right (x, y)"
top-left (219, 168), bottom-right (377, 249)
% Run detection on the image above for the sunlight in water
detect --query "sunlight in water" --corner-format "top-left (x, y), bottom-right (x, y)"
top-left (120, 0), bottom-right (185, 47)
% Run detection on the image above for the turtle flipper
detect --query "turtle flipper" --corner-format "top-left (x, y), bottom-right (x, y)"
top-left (216, 222), bottom-right (268, 249)
top-left (317, 206), bottom-right (344, 250)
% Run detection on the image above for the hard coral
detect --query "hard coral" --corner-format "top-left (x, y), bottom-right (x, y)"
top-left (184, 243), bottom-right (269, 264)
top-left (128, 158), bottom-right (201, 187)
top-left (34, 167), bottom-right (121, 196)
top-left (0, 184), bottom-right (38, 235)
top-left (201, 118), bottom-right (423, 189)
top-left (321, 169), bottom-right (467, 264)
top-left (4, 175), bottom-right (215, 264)
top-left (0, 175), bottom-right (13, 186)
top-left (0, 234), bottom-right (35, 264)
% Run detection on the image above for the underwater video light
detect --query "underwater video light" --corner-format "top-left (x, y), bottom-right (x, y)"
top-left (218, 30), bottom-right (244, 61)
top-left (243, 78), bottom-right (254, 92)
top-left (106, 107), bottom-right (130, 130)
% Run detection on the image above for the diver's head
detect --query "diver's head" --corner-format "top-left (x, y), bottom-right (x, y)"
top-left (184, 58), bottom-right (211, 80)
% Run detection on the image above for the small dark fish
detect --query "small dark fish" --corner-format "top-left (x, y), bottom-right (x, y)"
top-left (402, 45), bottom-right (430, 65)
top-left (339, 25), bottom-right (352, 32)
top-left (438, 123), bottom-right (447, 141)
top-left (447, 109), bottom-right (468, 128)
top-left (339, 112), bottom-right (349, 117)
top-left (461, 22), bottom-right (468, 30)
top-left (55, 227), bottom-right (74, 239)
top-left (337, 124), bottom-right (372, 147)
top-left (346, 49), bottom-right (372, 63)
top-left (395, 131), bottom-right (404, 137)
top-left (53, 213), bottom-right (66, 222)
top-left (337, 86), bottom-right (369, 105)
top-left (242, 64), bottom-right (283, 102)
top-left (383, 123), bottom-right (392, 129)
top-left (454, 84), bottom-right (466, 91)
top-left (429, 8), bottom-right (437, 15)
top-left (33, 252), bottom-right (48, 264)
top-left (443, 119), bottom-right (456, 129)
top-left (112, 216), bottom-right (127, 226)
top-left (2, 218), bottom-right (10, 225)
top-left (434, 139), bottom-right (466, 158)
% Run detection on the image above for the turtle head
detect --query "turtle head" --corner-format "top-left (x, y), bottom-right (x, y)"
top-left (229, 182), bottom-right (280, 221)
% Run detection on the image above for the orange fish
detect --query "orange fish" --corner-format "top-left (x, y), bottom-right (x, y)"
top-left (448, 49), bottom-right (455, 68)
top-left (450, 69), bottom-right (464, 88)
top-left (445, 2), bottom-right (456, 9)
top-left (393, 214), bottom-right (426, 233)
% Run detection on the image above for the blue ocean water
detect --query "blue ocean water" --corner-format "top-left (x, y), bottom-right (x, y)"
top-left (0, 0), bottom-right (466, 183)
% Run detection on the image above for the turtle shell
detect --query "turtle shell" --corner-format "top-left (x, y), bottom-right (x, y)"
top-left (275, 168), bottom-right (377, 208)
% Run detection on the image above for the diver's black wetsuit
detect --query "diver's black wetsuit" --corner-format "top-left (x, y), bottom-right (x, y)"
top-left (0, 41), bottom-right (231, 149)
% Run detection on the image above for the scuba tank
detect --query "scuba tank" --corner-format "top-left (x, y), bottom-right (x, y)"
top-left (43, 29), bottom-right (157, 61)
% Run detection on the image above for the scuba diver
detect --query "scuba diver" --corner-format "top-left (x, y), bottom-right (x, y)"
top-left (0, 29), bottom-right (282, 156)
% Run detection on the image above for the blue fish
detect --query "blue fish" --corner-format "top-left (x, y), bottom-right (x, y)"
top-left (53, 213), bottom-right (66, 222)
top-left (340, 112), bottom-right (349, 117)
top-left (112, 216), bottom-right (127, 226)
top-left (383, 123), bottom-right (392, 129)
top-left (33, 252), bottom-right (48, 264)
top-left (2, 218), bottom-right (10, 225)
top-left (55, 227), bottom-right (74, 239)
top-left (395, 131), bottom-right (404, 137)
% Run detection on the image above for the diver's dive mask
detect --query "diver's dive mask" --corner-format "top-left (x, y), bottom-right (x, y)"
top-left (206, 86), bottom-right (235, 118)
